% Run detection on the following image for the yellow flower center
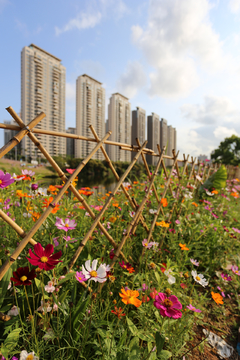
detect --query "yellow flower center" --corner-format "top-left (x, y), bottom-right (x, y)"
top-left (26, 355), bottom-right (34, 360)
top-left (65, 224), bottom-right (69, 227)
top-left (163, 299), bottom-right (173, 308)
top-left (196, 276), bottom-right (201, 281)
top-left (0, 180), bottom-right (2, 185)
top-left (20, 275), bottom-right (27, 282)
top-left (40, 256), bottom-right (48, 263)
top-left (90, 270), bottom-right (98, 277)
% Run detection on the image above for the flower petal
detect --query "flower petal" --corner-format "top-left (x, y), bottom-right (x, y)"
top-left (92, 259), bottom-right (98, 271)
top-left (85, 260), bottom-right (92, 272)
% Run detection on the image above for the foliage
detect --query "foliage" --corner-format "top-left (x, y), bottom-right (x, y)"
top-left (211, 135), bottom-right (240, 165)
top-left (0, 167), bottom-right (239, 359)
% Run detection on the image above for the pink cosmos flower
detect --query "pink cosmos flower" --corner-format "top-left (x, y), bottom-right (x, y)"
top-left (221, 273), bottom-right (232, 281)
top-left (175, 220), bottom-right (180, 224)
top-left (186, 304), bottom-right (201, 313)
top-left (190, 259), bottom-right (199, 266)
top-left (45, 281), bottom-right (56, 293)
top-left (55, 217), bottom-right (77, 232)
top-left (82, 259), bottom-right (107, 283)
top-left (22, 169), bottom-right (35, 177)
top-left (217, 286), bottom-right (225, 297)
top-left (231, 265), bottom-right (240, 275)
top-left (63, 236), bottom-right (77, 243)
top-left (27, 243), bottom-right (62, 271)
top-left (0, 170), bottom-right (15, 188)
top-left (142, 239), bottom-right (153, 249)
top-left (154, 292), bottom-right (182, 318)
top-left (232, 228), bottom-right (240, 234)
top-left (53, 237), bottom-right (60, 247)
top-left (66, 168), bottom-right (76, 174)
top-left (75, 271), bottom-right (87, 283)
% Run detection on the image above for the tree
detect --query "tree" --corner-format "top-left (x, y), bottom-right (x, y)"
top-left (211, 135), bottom-right (240, 165)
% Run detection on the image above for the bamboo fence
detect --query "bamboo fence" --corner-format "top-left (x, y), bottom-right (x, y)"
top-left (0, 107), bottom-right (221, 287)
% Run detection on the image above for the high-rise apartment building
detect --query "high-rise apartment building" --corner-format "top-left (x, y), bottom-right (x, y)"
top-left (75, 74), bottom-right (105, 160)
top-left (107, 93), bottom-right (131, 162)
top-left (131, 107), bottom-right (146, 162)
top-left (167, 125), bottom-right (175, 165)
top-left (21, 44), bottom-right (66, 159)
top-left (146, 113), bottom-right (160, 165)
top-left (66, 127), bottom-right (76, 158)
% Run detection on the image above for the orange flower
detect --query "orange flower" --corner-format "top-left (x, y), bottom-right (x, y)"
top-left (30, 211), bottom-right (41, 222)
top-left (181, 199), bottom-right (185, 203)
top-left (48, 185), bottom-right (58, 195)
top-left (156, 221), bottom-right (170, 228)
top-left (179, 243), bottom-right (189, 250)
top-left (211, 190), bottom-right (218, 194)
top-left (127, 267), bottom-right (135, 274)
top-left (42, 197), bottom-right (60, 214)
top-left (211, 291), bottom-right (223, 305)
top-left (119, 288), bottom-right (142, 308)
top-left (160, 198), bottom-right (168, 207)
top-left (111, 306), bottom-right (126, 319)
top-left (109, 216), bottom-right (117, 223)
top-left (192, 202), bottom-right (198, 207)
top-left (112, 203), bottom-right (119, 207)
top-left (231, 192), bottom-right (239, 198)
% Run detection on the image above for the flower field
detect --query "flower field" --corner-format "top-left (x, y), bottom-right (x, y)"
top-left (0, 166), bottom-right (240, 360)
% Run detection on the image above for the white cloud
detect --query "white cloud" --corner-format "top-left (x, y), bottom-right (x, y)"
top-left (214, 126), bottom-right (239, 139)
top-left (55, 0), bottom-right (129, 35)
top-left (55, 12), bottom-right (102, 36)
top-left (181, 95), bottom-right (240, 124)
top-left (131, 0), bottom-right (224, 98)
top-left (229, 0), bottom-right (240, 13)
top-left (117, 61), bottom-right (147, 99)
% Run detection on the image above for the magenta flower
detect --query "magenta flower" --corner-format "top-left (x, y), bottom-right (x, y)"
top-left (142, 239), bottom-right (153, 249)
top-left (63, 235), bottom-right (77, 243)
top-left (27, 243), bottom-right (62, 271)
top-left (75, 271), bottom-right (87, 283)
top-left (0, 171), bottom-right (15, 188)
top-left (55, 217), bottom-right (77, 232)
top-left (31, 183), bottom-right (38, 190)
top-left (175, 220), bottom-right (180, 224)
top-left (232, 228), bottom-right (240, 234)
top-left (119, 261), bottom-right (132, 270)
top-left (186, 304), bottom-right (201, 313)
top-left (153, 292), bottom-right (182, 319)
top-left (231, 265), bottom-right (240, 275)
top-left (221, 273), bottom-right (232, 281)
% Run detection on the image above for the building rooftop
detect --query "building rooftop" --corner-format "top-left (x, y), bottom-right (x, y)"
top-left (81, 74), bottom-right (102, 85)
top-left (28, 44), bottom-right (62, 62)
top-left (112, 92), bottom-right (129, 100)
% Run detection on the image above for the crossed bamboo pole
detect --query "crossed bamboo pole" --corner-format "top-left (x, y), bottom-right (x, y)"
top-left (0, 126), bottom-right (112, 281)
top-left (5, 108), bottom-right (128, 263)
top-left (68, 140), bottom-right (148, 271)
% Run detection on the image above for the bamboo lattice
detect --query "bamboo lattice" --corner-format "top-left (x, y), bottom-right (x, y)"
top-left (0, 107), bottom-right (220, 283)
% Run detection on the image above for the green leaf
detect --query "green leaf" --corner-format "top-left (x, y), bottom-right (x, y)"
top-left (154, 271), bottom-right (161, 285)
top-left (156, 332), bottom-right (165, 356)
top-left (1, 328), bottom-right (21, 357)
top-left (158, 350), bottom-right (172, 360)
top-left (129, 336), bottom-right (140, 360)
top-left (126, 316), bottom-right (138, 335)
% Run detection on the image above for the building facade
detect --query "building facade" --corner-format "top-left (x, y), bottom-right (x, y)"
top-left (146, 112), bottom-right (160, 165)
top-left (75, 74), bottom-right (105, 160)
top-left (66, 127), bottom-right (76, 158)
top-left (21, 44), bottom-right (66, 160)
top-left (106, 93), bottom-right (131, 162)
top-left (131, 107), bottom-right (146, 162)
top-left (4, 119), bottom-right (22, 159)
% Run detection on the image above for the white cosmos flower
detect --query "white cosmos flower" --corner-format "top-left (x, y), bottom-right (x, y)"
top-left (7, 305), bottom-right (19, 316)
top-left (164, 270), bottom-right (176, 284)
top-left (191, 270), bottom-right (208, 287)
top-left (149, 209), bottom-right (157, 214)
top-left (20, 350), bottom-right (39, 360)
top-left (37, 300), bottom-right (52, 313)
top-left (82, 259), bottom-right (107, 283)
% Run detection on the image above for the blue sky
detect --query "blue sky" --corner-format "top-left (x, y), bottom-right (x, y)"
top-left (1, 0), bottom-right (240, 158)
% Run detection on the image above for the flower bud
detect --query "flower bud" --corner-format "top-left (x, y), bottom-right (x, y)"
top-left (31, 183), bottom-right (38, 190)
